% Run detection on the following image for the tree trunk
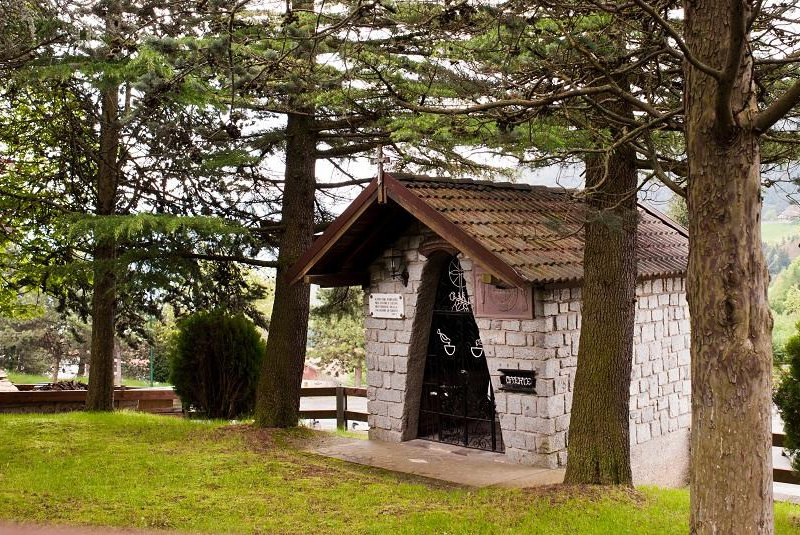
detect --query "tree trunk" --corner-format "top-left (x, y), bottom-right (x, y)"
top-left (86, 2), bottom-right (121, 411)
top-left (51, 352), bottom-right (60, 384)
top-left (354, 362), bottom-right (363, 388)
top-left (77, 348), bottom-right (87, 377)
top-left (45, 327), bottom-right (62, 384)
top-left (563, 134), bottom-right (638, 484)
top-left (253, 110), bottom-right (316, 427)
top-left (86, 243), bottom-right (117, 410)
top-left (685, 2), bottom-right (773, 533)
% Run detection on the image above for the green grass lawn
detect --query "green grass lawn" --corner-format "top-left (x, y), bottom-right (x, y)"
top-left (7, 372), bottom-right (169, 387)
top-left (0, 413), bottom-right (797, 535)
top-left (762, 222), bottom-right (800, 244)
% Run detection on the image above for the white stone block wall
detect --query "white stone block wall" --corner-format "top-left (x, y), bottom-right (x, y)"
top-left (364, 222), bottom-right (691, 481)
top-left (461, 254), bottom-right (580, 468)
top-left (630, 278), bottom-right (692, 444)
top-left (364, 223), bottom-right (429, 442)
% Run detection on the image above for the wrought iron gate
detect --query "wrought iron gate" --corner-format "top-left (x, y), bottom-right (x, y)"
top-left (417, 256), bottom-right (504, 452)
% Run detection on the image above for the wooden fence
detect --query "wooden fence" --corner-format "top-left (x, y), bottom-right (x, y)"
top-left (0, 386), bottom-right (178, 414)
top-left (0, 384), bottom-right (366, 425)
top-left (774, 432), bottom-right (800, 485)
top-left (298, 386), bottom-right (368, 429)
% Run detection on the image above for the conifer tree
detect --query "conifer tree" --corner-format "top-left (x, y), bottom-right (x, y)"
top-left (0, 1), bottom-right (279, 409)
top-left (216, 0), bottom-right (500, 426)
top-left (347, 1), bottom-right (684, 483)
top-left (345, 1), bottom-right (797, 494)
top-left (409, 0), bottom-right (800, 528)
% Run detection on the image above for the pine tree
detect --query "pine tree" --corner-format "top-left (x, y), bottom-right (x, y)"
top-left (218, 0), bottom-right (500, 427)
top-left (346, 1), bottom-right (684, 484)
top-left (0, 2), bottom-right (280, 409)
top-left (308, 287), bottom-right (366, 386)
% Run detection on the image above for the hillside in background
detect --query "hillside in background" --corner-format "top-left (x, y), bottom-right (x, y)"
top-left (761, 180), bottom-right (800, 361)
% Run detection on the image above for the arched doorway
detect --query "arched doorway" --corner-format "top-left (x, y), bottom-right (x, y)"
top-left (417, 256), bottom-right (504, 452)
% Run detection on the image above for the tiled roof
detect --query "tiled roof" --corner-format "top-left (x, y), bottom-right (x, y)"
top-left (395, 174), bottom-right (688, 284)
top-left (288, 173), bottom-right (689, 287)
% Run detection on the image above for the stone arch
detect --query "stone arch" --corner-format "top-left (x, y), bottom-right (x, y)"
top-left (400, 249), bottom-right (451, 440)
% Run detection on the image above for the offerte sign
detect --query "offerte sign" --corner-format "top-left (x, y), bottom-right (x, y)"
top-left (499, 369), bottom-right (537, 393)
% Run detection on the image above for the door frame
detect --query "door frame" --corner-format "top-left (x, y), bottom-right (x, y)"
top-left (405, 252), bottom-right (502, 451)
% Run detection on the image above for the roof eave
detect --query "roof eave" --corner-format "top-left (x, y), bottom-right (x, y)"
top-left (286, 180), bottom-right (380, 285)
top-left (637, 201), bottom-right (689, 238)
top-left (287, 175), bottom-right (528, 289)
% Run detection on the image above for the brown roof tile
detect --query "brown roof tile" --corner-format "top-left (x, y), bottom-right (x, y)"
top-left (394, 174), bottom-right (688, 284)
top-left (288, 173), bottom-right (688, 287)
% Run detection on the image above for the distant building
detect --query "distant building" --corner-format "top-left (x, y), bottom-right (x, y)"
top-left (302, 364), bottom-right (339, 387)
top-left (777, 204), bottom-right (800, 222)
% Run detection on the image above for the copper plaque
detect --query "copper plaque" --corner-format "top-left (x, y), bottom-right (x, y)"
top-left (473, 266), bottom-right (534, 319)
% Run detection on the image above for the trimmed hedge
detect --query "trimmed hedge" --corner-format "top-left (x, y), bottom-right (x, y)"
top-left (170, 310), bottom-right (265, 419)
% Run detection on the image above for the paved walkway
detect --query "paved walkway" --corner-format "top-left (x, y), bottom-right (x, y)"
top-left (314, 437), bottom-right (800, 502)
top-left (774, 447), bottom-right (800, 503)
top-left (311, 437), bottom-right (565, 488)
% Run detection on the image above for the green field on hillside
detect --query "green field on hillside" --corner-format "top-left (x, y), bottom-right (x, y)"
top-left (763, 222), bottom-right (800, 244)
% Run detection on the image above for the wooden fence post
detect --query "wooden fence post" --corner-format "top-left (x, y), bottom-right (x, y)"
top-left (336, 387), bottom-right (346, 430)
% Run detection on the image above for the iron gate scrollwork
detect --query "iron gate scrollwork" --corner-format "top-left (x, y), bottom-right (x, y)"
top-left (417, 256), bottom-right (504, 452)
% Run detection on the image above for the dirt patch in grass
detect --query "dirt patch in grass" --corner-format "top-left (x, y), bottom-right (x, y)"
top-left (521, 483), bottom-right (645, 506)
top-left (208, 423), bottom-right (336, 452)
top-left (185, 422), bottom-right (310, 450)
top-left (180, 423), bottom-right (276, 451)
top-left (215, 424), bottom-right (279, 451)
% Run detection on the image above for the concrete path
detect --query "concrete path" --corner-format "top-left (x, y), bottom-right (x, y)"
top-left (774, 446), bottom-right (800, 504)
top-left (315, 437), bottom-right (800, 502)
top-left (312, 437), bottom-right (565, 488)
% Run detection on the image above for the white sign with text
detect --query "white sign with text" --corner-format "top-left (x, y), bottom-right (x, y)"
top-left (369, 293), bottom-right (405, 319)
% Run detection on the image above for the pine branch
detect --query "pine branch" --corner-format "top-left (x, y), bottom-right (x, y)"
top-left (628, 0), bottom-right (722, 80)
top-left (753, 79), bottom-right (800, 134)
top-left (175, 252), bottom-right (278, 268)
top-left (397, 85), bottom-right (617, 115)
top-left (315, 139), bottom-right (388, 158)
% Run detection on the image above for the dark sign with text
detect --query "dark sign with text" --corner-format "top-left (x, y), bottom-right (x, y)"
top-left (499, 369), bottom-right (536, 393)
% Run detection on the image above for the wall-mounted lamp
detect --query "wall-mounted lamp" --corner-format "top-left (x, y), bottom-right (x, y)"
top-left (386, 250), bottom-right (409, 286)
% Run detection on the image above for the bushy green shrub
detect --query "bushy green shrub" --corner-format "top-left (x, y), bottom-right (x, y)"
top-left (774, 325), bottom-right (800, 472)
top-left (170, 310), bottom-right (265, 419)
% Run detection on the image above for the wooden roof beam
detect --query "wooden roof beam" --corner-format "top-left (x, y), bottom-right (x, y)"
top-left (287, 180), bottom-right (379, 285)
top-left (304, 272), bottom-right (369, 288)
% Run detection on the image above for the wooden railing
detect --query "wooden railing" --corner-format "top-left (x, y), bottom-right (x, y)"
top-left (0, 386), bottom-right (178, 413)
top-left (774, 432), bottom-right (800, 485)
top-left (3, 384), bottom-right (366, 425)
top-left (299, 386), bottom-right (368, 429)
